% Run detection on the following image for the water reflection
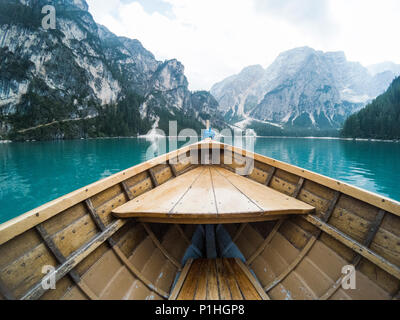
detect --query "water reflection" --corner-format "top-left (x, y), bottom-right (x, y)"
top-left (251, 138), bottom-right (400, 201)
top-left (0, 137), bottom-right (399, 224)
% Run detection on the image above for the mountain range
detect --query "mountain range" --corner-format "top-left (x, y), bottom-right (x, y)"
top-left (211, 47), bottom-right (400, 132)
top-left (1, 0), bottom-right (399, 141)
top-left (0, 0), bottom-right (222, 140)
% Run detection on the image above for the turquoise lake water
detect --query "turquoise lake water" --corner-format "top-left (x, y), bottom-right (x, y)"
top-left (0, 138), bottom-right (399, 224)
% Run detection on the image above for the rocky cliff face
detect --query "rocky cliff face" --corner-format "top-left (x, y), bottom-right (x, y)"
top-left (0, 0), bottom-right (221, 140)
top-left (211, 47), bottom-right (400, 130)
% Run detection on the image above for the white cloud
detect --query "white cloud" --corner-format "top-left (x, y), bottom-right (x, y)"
top-left (87, 0), bottom-right (400, 91)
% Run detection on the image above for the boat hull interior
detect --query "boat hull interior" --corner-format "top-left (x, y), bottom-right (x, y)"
top-left (0, 142), bottom-right (399, 300)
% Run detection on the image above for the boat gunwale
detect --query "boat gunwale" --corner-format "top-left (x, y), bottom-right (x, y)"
top-left (219, 142), bottom-right (400, 215)
top-left (0, 141), bottom-right (399, 246)
top-left (0, 143), bottom-right (193, 245)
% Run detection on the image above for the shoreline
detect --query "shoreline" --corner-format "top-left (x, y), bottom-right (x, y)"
top-left (254, 136), bottom-right (400, 143)
top-left (2, 136), bottom-right (399, 144)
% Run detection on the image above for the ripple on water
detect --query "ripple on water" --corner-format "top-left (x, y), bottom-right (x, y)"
top-left (0, 137), bottom-right (399, 224)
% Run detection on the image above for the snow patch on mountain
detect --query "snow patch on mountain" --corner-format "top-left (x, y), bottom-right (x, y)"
top-left (211, 47), bottom-right (397, 130)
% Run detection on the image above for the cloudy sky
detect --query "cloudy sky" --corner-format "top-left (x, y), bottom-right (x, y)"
top-left (87, 0), bottom-right (400, 91)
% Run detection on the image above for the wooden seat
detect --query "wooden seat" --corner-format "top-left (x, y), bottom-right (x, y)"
top-left (169, 258), bottom-right (269, 300)
top-left (112, 166), bottom-right (315, 224)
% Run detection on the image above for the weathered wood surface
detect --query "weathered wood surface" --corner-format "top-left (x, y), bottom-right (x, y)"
top-left (1, 140), bottom-right (400, 301)
top-left (21, 220), bottom-right (126, 300)
top-left (216, 142), bottom-right (400, 217)
top-left (0, 143), bottom-right (198, 245)
top-left (304, 215), bottom-right (400, 280)
top-left (171, 258), bottom-right (268, 300)
top-left (113, 166), bottom-right (315, 223)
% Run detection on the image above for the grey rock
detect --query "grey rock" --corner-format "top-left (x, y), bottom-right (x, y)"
top-left (211, 46), bottom-right (398, 129)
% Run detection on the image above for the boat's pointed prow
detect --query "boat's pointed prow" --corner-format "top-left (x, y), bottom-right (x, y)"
top-left (112, 166), bottom-right (315, 224)
top-left (0, 141), bottom-right (399, 301)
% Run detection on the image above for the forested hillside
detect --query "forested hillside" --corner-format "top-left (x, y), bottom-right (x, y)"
top-left (341, 77), bottom-right (400, 139)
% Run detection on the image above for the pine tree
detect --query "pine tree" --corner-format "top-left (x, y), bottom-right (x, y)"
top-left (341, 77), bottom-right (400, 139)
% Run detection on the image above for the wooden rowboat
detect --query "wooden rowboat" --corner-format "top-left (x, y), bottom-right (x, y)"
top-left (0, 140), bottom-right (399, 300)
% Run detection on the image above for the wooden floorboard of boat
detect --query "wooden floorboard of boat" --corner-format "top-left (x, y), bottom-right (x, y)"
top-left (112, 166), bottom-right (315, 223)
top-left (170, 258), bottom-right (267, 300)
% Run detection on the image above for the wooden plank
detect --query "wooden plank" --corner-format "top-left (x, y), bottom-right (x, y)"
top-left (264, 236), bottom-right (317, 292)
top-left (227, 259), bottom-right (260, 300)
top-left (235, 258), bottom-right (270, 300)
top-left (215, 259), bottom-right (232, 300)
top-left (142, 223), bottom-right (182, 270)
top-left (248, 167), bottom-right (268, 185)
top-left (219, 143), bottom-right (400, 217)
top-left (222, 259), bottom-right (243, 300)
top-left (168, 160), bottom-right (179, 177)
top-left (293, 178), bottom-right (305, 198)
top-left (115, 166), bottom-right (305, 222)
top-left (270, 176), bottom-right (297, 196)
top-left (169, 259), bottom-right (194, 300)
top-left (86, 199), bottom-right (169, 299)
top-left (304, 215), bottom-right (400, 280)
top-left (177, 259), bottom-right (202, 300)
top-left (0, 144), bottom-right (198, 246)
top-left (148, 168), bottom-right (159, 187)
top-left (3, 140), bottom-right (399, 251)
top-left (154, 166), bottom-right (174, 185)
top-left (112, 246), bottom-right (169, 299)
top-left (364, 210), bottom-right (386, 247)
top-left (85, 199), bottom-right (107, 231)
top-left (319, 209), bottom-right (387, 300)
top-left (194, 259), bottom-right (208, 300)
top-left (113, 167), bottom-right (205, 218)
top-left (137, 215), bottom-right (290, 225)
top-left (277, 191), bottom-right (341, 300)
top-left (40, 204), bottom-right (88, 236)
top-left (1, 243), bottom-right (58, 298)
top-left (207, 260), bottom-right (220, 300)
top-left (172, 167), bottom-right (217, 215)
top-left (35, 224), bottom-right (99, 300)
top-left (256, 192), bottom-right (341, 300)
top-left (35, 225), bottom-right (66, 263)
top-left (91, 184), bottom-right (123, 209)
top-left (265, 167), bottom-right (276, 187)
top-left (21, 219), bottom-right (126, 300)
top-left (121, 181), bottom-right (134, 200)
top-left (323, 191), bottom-right (341, 222)
top-left (209, 167), bottom-right (261, 214)
top-left (247, 219), bottom-right (284, 266)
top-left (215, 167), bottom-right (315, 215)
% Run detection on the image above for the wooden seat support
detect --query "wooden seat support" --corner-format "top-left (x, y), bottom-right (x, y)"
top-left (112, 166), bottom-right (315, 224)
top-left (169, 258), bottom-right (269, 300)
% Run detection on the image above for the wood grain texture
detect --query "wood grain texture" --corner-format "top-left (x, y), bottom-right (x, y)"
top-left (169, 259), bottom-right (194, 300)
top-left (113, 166), bottom-right (314, 223)
top-left (35, 224), bottom-right (99, 300)
top-left (218, 142), bottom-right (400, 217)
top-left (304, 215), bottom-right (400, 280)
top-left (173, 259), bottom-right (265, 300)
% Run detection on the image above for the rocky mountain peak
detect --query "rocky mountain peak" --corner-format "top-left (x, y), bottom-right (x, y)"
top-left (152, 59), bottom-right (188, 91)
top-left (0, 1), bottom-right (221, 140)
top-left (211, 46), bottom-right (399, 131)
